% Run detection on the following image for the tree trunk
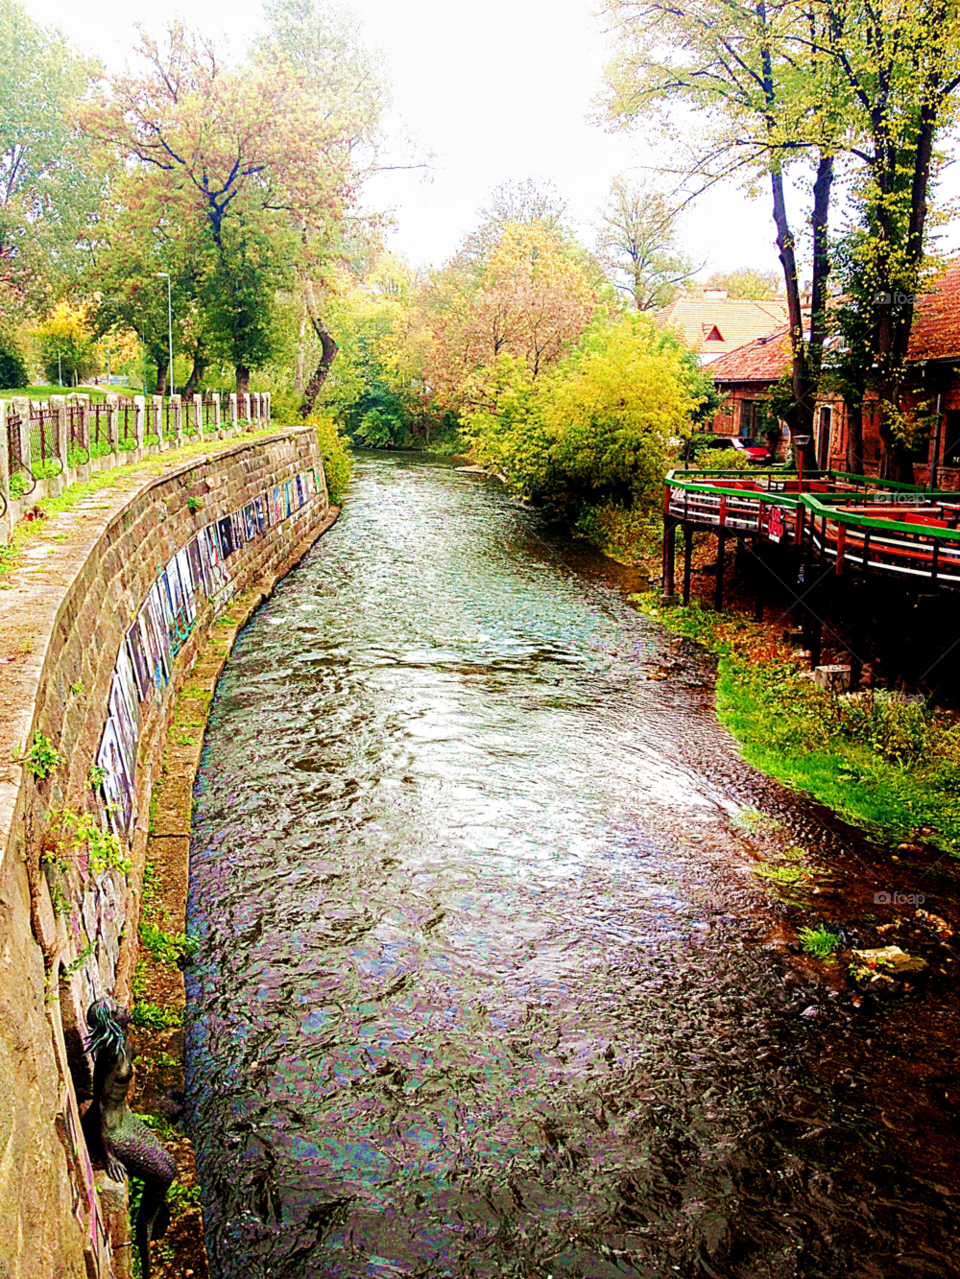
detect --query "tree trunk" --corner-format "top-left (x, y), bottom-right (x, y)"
top-left (770, 163), bottom-right (817, 473)
top-left (845, 399), bottom-right (865, 474)
top-left (298, 309), bottom-right (338, 419)
top-left (156, 364), bottom-right (167, 397)
top-left (295, 291), bottom-right (308, 393)
top-left (184, 345), bottom-right (207, 398)
top-left (236, 365), bottom-right (251, 395)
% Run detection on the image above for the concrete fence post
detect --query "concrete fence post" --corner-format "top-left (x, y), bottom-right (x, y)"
top-left (229, 393), bottom-right (238, 430)
top-left (242, 392), bottom-right (251, 424)
top-left (134, 395), bottom-right (146, 452)
top-left (0, 402), bottom-right (10, 534)
top-left (106, 394), bottom-right (120, 459)
top-left (153, 395), bottom-right (164, 450)
top-left (172, 394), bottom-right (183, 447)
top-left (12, 397), bottom-right (31, 482)
top-left (79, 397), bottom-right (91, 464)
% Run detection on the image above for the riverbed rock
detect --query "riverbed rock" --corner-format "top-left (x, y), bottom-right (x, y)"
top-left (851, 945), bottom-right (929, 975)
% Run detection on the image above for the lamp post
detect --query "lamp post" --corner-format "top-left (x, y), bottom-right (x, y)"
top-left (156, 272), bottom-right (174, 397)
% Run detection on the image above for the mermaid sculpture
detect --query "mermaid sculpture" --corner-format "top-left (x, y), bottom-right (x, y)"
top-left (82, 998), bottom-right (176, 1279)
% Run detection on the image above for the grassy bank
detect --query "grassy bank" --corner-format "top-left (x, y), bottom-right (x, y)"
top-left (634, 594), bottom-right (960, 857)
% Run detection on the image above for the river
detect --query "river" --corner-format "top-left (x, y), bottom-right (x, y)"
top-left (185, 454), bottom-right (960, 1278)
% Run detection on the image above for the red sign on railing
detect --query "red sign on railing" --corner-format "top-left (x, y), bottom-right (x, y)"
top-left (767, 506), bottom-right (785, 543)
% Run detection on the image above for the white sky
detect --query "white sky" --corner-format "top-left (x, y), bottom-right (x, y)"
top-left (28, 0), bottom-right (958, 277)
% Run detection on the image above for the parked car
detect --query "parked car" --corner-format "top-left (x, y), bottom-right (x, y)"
top-left (703, 435), bottom-right (772, 464)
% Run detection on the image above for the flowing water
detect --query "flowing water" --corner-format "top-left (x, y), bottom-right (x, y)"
top-left (186, 454), bottom-right (960, 1278)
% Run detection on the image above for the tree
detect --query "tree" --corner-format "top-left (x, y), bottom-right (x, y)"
top-left (256, 0), bottom-right (391, 417)
top-left (600, 0), bottom-right (960, 480)
top-left (420, 220), bottom-right (599, 409)
top-left (457, 178), bottom-right (571, 270)
top-left (704, 267), bottom-right (783, 299)
top-left (600, 0), bottom-right (840, 470)
top-left (36, 300), bottom-right (97, 384)
top-left (0, 329), bottom-right (26, 387)
top-left (82, 18), bottom-right (367, 394)
top-left (462, 312), bottom-right (702, 507)
top-left (819, 0), bottom-right (960, 480)
top-left (0, 0), bottom-right (100, 322)
top-left (596, 176), bottom-right (696, 310)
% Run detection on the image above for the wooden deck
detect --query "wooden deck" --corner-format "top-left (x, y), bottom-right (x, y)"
top-left (663, 469), bottom-right (960, 601)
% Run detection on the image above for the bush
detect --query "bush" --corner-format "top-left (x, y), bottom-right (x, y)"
top-left (701, 448), bottom-right (753, 471)
top-left (0, 334), bottom-right (27, 389)
top-left (463, 313), bottom-right (700, 509)
top-left (576, 501), bottom-right (661, 565)
top-left (311, 412), bottom-right (353, 504)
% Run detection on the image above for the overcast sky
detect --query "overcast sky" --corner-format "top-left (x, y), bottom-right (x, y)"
top-left (29, 0), bottom-right (956, 277)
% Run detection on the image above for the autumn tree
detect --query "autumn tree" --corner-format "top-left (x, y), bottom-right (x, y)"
top-left (600, 0), bottom-right (841, 468)
top-left (420, 220), bottom-right (599, 410)
top-left (82, 14), bottom-right (374, 396)
top-left (317, 253), bottom-right (435, 447)
top-left (462, 311), bottom-right (701, 507)
top-left (257, 0), bottom-right (391, 416)
top-left (600, 0), bottom-right (960, 479)
top-left (596, 176), bottom-right (696, 310)
top-left (36, 300), bottom-right (98, 384)
top-left (818, 0), bottom-right (960, 479)
top-left (0, 0), bottom-right (100, 323)
top-left (705, 267), bottom-right (783, 299)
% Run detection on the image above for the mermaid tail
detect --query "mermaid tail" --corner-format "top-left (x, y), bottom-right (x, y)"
top-left (136, 1181), bottom-right (172, 1279)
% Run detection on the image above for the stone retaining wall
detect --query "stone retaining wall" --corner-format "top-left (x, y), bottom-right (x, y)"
top-left (0, 427), bottom-right (329, 1279)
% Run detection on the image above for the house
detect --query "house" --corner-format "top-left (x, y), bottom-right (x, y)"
top-left (707, 328), bottom-right (792, 447)
top-left (706, 260), bottom-right (960, 486)
top-left (656, 289), bottom-right (790, 364)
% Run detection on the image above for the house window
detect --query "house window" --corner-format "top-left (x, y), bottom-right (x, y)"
top-left (942, 410), bottom-right (960, 465)
top-left (703, 325), bottom-right (723, 342)
top-left (739, 401), bottom-right (758, 437)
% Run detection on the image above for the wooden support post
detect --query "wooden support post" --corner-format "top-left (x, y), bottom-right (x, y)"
top-left (662, 519), bottom-right (677, 600)
top-left (715, 532), bottom-right (726, 611)
top-left (836, 522), bottom-right (847, 575)
top-left (682, 525), bottom-right (693, 605)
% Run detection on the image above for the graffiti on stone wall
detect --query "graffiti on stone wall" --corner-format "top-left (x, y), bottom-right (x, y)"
top-left (96, 468), bottom-right (319, 839)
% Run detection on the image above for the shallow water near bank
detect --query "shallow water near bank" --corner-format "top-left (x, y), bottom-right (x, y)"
top-left (186, 454), bottom-right (960, 1278)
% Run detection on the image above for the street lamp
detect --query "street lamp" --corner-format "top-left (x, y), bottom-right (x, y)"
top-left (156, 272), bottom-right (174, 397)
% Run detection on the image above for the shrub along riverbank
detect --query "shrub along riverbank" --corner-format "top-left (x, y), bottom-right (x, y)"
top-left (634, 595), bottom-right (960, 857)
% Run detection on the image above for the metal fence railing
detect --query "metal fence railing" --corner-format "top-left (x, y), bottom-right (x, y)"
top-left (1, 391), bottom-right (272, 516)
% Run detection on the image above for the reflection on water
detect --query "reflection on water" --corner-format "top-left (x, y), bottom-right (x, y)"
top-left (186, 455), bottom-right (958, 1277)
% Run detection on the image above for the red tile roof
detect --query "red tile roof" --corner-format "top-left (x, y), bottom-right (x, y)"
top-left (708, 328), bottom-right (793, 383)
top-left (908, 260), bottom-right (960, 361)
top-left (656, 296), bottom-right (790, 363)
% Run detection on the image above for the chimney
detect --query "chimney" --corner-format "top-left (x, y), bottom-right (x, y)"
top-left (703, 289), bottom-right (728, 299)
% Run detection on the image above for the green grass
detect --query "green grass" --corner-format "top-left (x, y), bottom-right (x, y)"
top-left (635, 594), bottom-right (960, 856)
top-left (2, 384), bottom-right (109, 401)
top-left (798, 925), bottom-right (843, 959)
